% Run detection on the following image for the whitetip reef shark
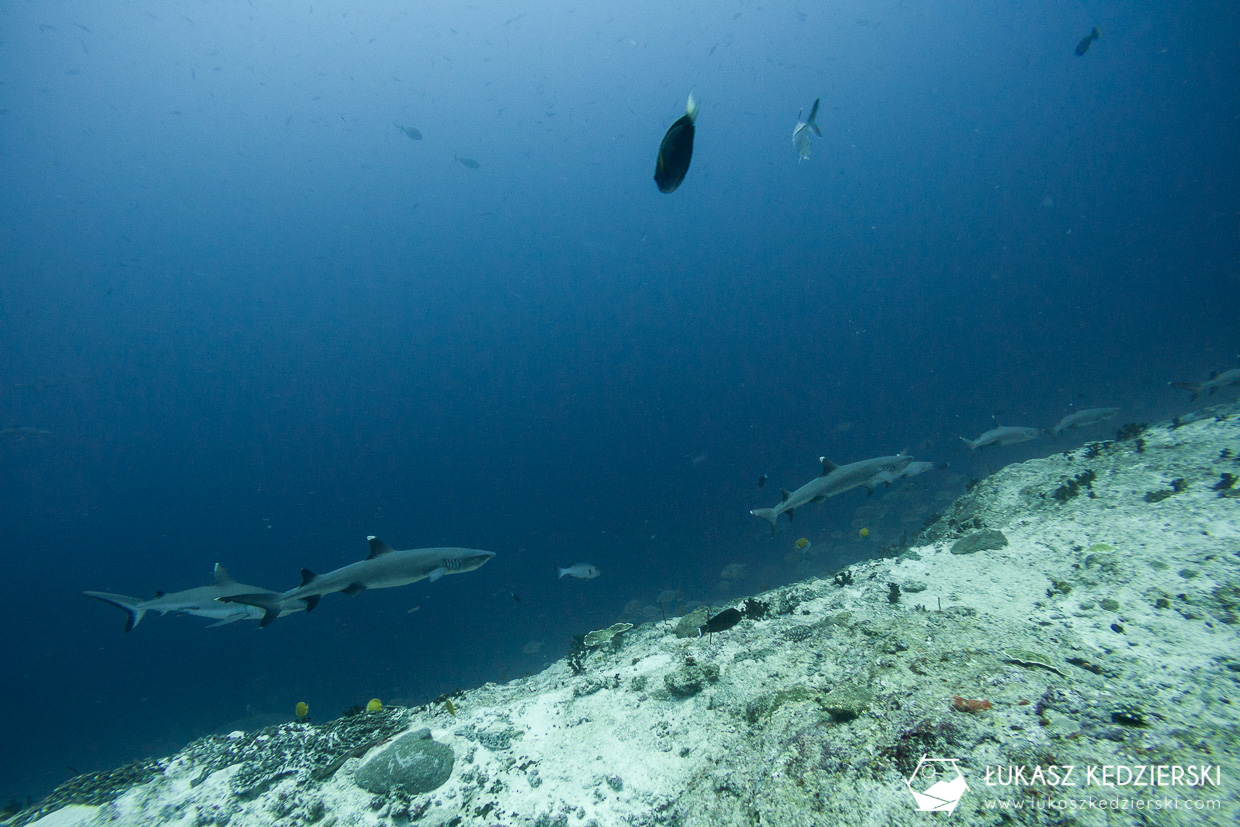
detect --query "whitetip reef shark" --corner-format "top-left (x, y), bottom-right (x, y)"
top-left (1172, 369), bottom-right (1240, 400)
top-left (221, 537), bottom-right (496, 627)
top-left (751, 454), bottom-right (913, 535)
top-left (84, 564), bottom-right (307, 632)
top-left (1051, 407), bottom-right (1120, 437)
top-left (959, 425), bottom-right (1042, 452)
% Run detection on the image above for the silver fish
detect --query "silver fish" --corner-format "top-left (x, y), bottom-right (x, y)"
top-left (792, 97), bottom-right (822, 162)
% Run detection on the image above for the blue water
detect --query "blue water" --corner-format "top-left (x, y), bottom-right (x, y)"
top-left (1, 0), bottom-right (1237, 805)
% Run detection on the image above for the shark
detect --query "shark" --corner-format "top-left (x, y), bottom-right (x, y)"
top-left (751, 454), bottom-right (912, 534)
top-left (792, 97), bottom-right (822, 162)
top-left (1051, 407), bottom-right (1120, 437)
top-left (864, 460), bottom-right (937, 492)
top-left (221, 537), bottom-right (496, 626)
top-left (1172, 369), bottom-right (1240, 400)
top-left (0, 426), bottom-right (51, 440)
top-left (84, 564), bottom-right (306, 632)
top-left (959, 425), bottom-right (1042, 452)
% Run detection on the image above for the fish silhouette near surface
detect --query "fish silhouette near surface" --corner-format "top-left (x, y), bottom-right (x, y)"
top-left (792, 97), bottom-right (822, 162)
top-left (394, 122), bottom-right (422, 140)
top-left (222, 537), bottom-right (495, 626)
top-left (1075, 27), bottom-right (1100, 56)
top-left (455, 156), bottom-right (480, 169)
top-left (654, 92), bottom-right (699, 193)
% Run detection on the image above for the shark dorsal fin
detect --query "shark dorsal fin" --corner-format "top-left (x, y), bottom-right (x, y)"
top-left (780, 487), bottom-right (792, 503)
top-left (213, 563), bottom-right (235, 585)
top-left (366, 536), bottom-right (396, 559)
top-left (819, 457), bottom-right (838, 476)
top-left (299, 569), bottom-right (317, 587)
top-left (154, 590), bottom-right (165, 598)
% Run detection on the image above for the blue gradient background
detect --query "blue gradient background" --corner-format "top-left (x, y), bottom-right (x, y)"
top-left (2, 0), bottom-right (1237, 804)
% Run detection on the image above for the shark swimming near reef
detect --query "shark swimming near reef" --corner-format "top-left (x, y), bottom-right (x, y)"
top-left (864, 460), bottom-right (937, 492)
top-left (1051, 407), bottom-right (1120, 437)
top-left (84, 564), bottom-right (306, 632)
top-left (750, 454), bottom-right (913, 534)
top-left (1172, 369), bottom-right (1240, 400)
top-left (959, 425), bottom-right (1042, 452)
top-left (221, 537), bottom-right (496, 626)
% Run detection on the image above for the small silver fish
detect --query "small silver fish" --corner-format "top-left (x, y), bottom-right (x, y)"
top-left (792, 97), bottom-right (822, 162)
top-left (557, 563), bottom-right (600, 580)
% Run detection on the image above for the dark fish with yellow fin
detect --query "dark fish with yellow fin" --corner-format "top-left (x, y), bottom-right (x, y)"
top-left (654, 92), bottom-right (699, 193)
top-left (1074, 27), bottom-right (1099, 56)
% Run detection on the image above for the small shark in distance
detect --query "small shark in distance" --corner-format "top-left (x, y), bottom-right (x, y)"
top-left (222, 537), bottom-right (496, 627)
top-left (751, 454), bottom-right (913, 535)
top-left (1172, 369), bottom-right (1240, 401)
top-left (1051, 407), bottom-right (1120, 437)
top-left (864, 460), bottom-right (937, 493)
top-left (959, 425), bottom-right (1042, 452)
top-left (0, 426), bottom-right (51, 441)
top-left (84, 564), bottom-right (307, 632)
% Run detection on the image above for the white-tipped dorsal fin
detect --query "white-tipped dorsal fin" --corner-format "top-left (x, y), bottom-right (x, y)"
top-left (685, 91), bottom-right (699, 123)
top-left (213, 563), bottom-right (235, 585)
top-left (367, 536), bottom-right (396, 559)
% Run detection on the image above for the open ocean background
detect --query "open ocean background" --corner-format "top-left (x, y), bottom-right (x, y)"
top-left (1, 0), bottom-right (1237, 805)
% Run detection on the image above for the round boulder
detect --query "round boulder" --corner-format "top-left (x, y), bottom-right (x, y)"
top-left (353, 728), bottom-right (454, 795)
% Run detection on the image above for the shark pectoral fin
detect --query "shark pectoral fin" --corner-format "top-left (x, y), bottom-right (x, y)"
top-left (811, 494), bottom-right (826, 503)
top-left (303, 595), bottom-right (321, 613)
top-left (341, 583), bottom-right (366, 597)
top-left (787, 507), bottom-right (795, 521)
top-left (428, 567), bottom-right (447, 582)
top-left (258, 607), bottom-right (280, 628)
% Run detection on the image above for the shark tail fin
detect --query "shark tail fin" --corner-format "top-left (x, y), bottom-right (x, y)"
top-left (84, 591), bottom-right (146, 633)
top-left (750, 507), bottom-right (779, 536)
top-left (1171, 382), bottom-right (1201, 401)
top-left (807, 97), bottom-right (822, 137)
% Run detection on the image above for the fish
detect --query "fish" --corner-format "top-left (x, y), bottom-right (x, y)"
top-left (454, 156), bottom-right (480, 169)
top-left (750, 454), bottom-right (913, 535)
top-left (654, 92), bottom-right (699, 193)
top-left (394, 122), bottom-right (422, 140)
top-left (959, 425), bottom-right (1042, 452)
top-left (1172, 369), bottom-right (1240, 401)
top-left (1051, 407), bottom-right (1120, 436)
top-left (558, 563), bottom-right (600, 580)
top-left (792, 97), bottom-right (822, 162)
top-left (698, 607), bottom-right (742, 637)
top-left (0, 426), bottom-right (51, 440)
top-left (1074, 27), bottom-right (1100, 56)
top-left (221, 537), bottom-right (496, 626)
top-left (864, 460), bottom-right (937, 492)
top-left (84, 564), bottom-right (307, 632)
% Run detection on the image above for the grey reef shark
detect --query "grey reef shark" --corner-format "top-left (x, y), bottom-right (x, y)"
top-left (84, 564), bottom-right (306, 632)
top-left (222, 537), bottom-right (496, 626)
top-left (751, 454), bottom-right (913, 535)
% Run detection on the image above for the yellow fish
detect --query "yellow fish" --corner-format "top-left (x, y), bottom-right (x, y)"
top-left (443, 698), bottom-right (456, 717)
top-left (294, 701), bottom-right (309, 719)
top-left (795, 538), bottom-right (810, 550)
top-left (859, 528), bottom-right (870, 538)
top-left (366, 698), bottom-right (383, 712)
